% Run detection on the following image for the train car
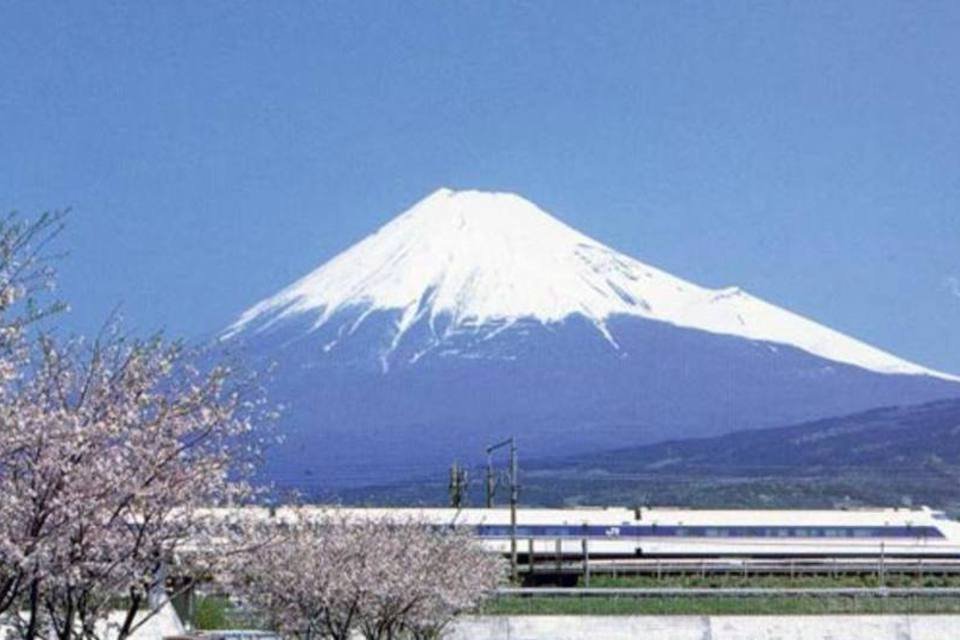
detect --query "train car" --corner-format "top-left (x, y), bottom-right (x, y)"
top-left (327, 505), bottom-right (960, 559)
top-left (218, 505), bottom-right (960, 560)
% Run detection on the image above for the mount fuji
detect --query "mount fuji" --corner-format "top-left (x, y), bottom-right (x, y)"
top-left (223, 188), bottom-right (960, 490)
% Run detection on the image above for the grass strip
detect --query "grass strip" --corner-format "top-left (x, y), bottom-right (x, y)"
top-left (483, 595), bottom-right (960, 616)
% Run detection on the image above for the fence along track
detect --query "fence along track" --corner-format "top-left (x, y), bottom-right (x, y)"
top-left (497, 587), bottom-right (960, 598)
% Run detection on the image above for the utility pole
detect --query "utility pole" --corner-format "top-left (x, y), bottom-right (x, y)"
top-left (486, 437), bottom-right (519, 583)
top-left (485, 451), bottom-right (495, 508)
top-left (510, 438), bottom-right (518, 584)
top-left (880, 541), bottom-right (886, 587)
top-left (448, 462), bottom-right (468, 508)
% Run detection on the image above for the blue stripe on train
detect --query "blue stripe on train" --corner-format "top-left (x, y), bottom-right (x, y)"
top-left (470, 524), bottom-right (945, 539)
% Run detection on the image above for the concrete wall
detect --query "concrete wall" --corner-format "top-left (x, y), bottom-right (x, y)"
top-left (118, 601), bottom-right (185, 640)
top-left (449, 615), bottom-right (960, 640)
top-left (0, 602), bottom-right (184, 640)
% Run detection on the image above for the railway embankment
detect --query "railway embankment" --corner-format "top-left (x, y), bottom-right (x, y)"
top-left (448, 614), bottom-right (960, 639)
top-left (485, 588), bottom-right (960, 615)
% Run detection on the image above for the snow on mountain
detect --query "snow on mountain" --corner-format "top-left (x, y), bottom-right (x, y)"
top-left (224, 188), bottom-right (954, 381)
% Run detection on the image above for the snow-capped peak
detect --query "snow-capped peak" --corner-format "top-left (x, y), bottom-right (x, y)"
top-left (224, 188), bottom-right (957, 381)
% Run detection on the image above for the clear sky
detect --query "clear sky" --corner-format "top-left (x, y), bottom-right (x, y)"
top-left (2, 1), bottom-right (959, 372)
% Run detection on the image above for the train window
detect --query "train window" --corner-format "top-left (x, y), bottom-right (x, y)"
top-left (475, 522), bottom-right (944, 540)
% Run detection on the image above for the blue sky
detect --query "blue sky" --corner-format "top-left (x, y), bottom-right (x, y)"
top-left (2, 1), bottom-right (959, 372)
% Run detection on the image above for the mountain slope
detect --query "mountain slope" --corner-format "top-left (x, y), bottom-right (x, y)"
top-left (547, 398), bottom-right (960, 473)
top-left (222, 188), bottom-right (960, 489)
top-left (226, 188), bottom-right (953, 379)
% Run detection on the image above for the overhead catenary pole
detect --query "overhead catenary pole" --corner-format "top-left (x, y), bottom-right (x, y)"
top-left (486, 436), bottom-right (519, 583)
top-left (449, 462), bottom-right (468, 508)
top-left (449, 463), bottom-right (457, 507)
top-left (486, 451), bottom-right (495, 508)
top-left (510, 437), bottom-right (518, 583)
top-left (582, 538), bottom-right (590, 587)
top-left (880, 541), bottom-right (886, 586)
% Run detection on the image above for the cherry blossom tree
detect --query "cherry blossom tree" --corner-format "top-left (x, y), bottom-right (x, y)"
top-left (0, 210), bottom-right (496, 640)
top-left (0, 209), bottom-right (69, 622)
top-left (222, 511), bottom-right (504, 640)
top-left (0, 210), bottom-right (272, 640)
top-left (0, 331), bottom-right (269, 640)
top-left (392, 527), bottom-right (502, 640)
top-left (224, 512), bottom-right (371, 640)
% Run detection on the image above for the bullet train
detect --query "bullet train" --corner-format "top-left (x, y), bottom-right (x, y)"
top-left (327, 505), bottom-right (960, 559)
top-left (217, 505), bottom-right (960, 559)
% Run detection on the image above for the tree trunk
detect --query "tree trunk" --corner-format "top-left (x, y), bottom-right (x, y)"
top-left (116, 591), bottom-right (142, 640)
top-left (24, 579), bottom-right (41, 640)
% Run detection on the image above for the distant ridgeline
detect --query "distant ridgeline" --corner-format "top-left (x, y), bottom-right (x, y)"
top-left (338, 399), bottom-right (960, 512)
top-left (221, 189), bottom-right (960, 490)
top-left (518, 398), bottom-right (960, 512)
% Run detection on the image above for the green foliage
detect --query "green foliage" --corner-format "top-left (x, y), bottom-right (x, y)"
top-left (193, 595), bottom-right (234, 630)
top-left (487, 571), bottom-right (960, 616)
top-left (482, 595), bottom-right (960, 616)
